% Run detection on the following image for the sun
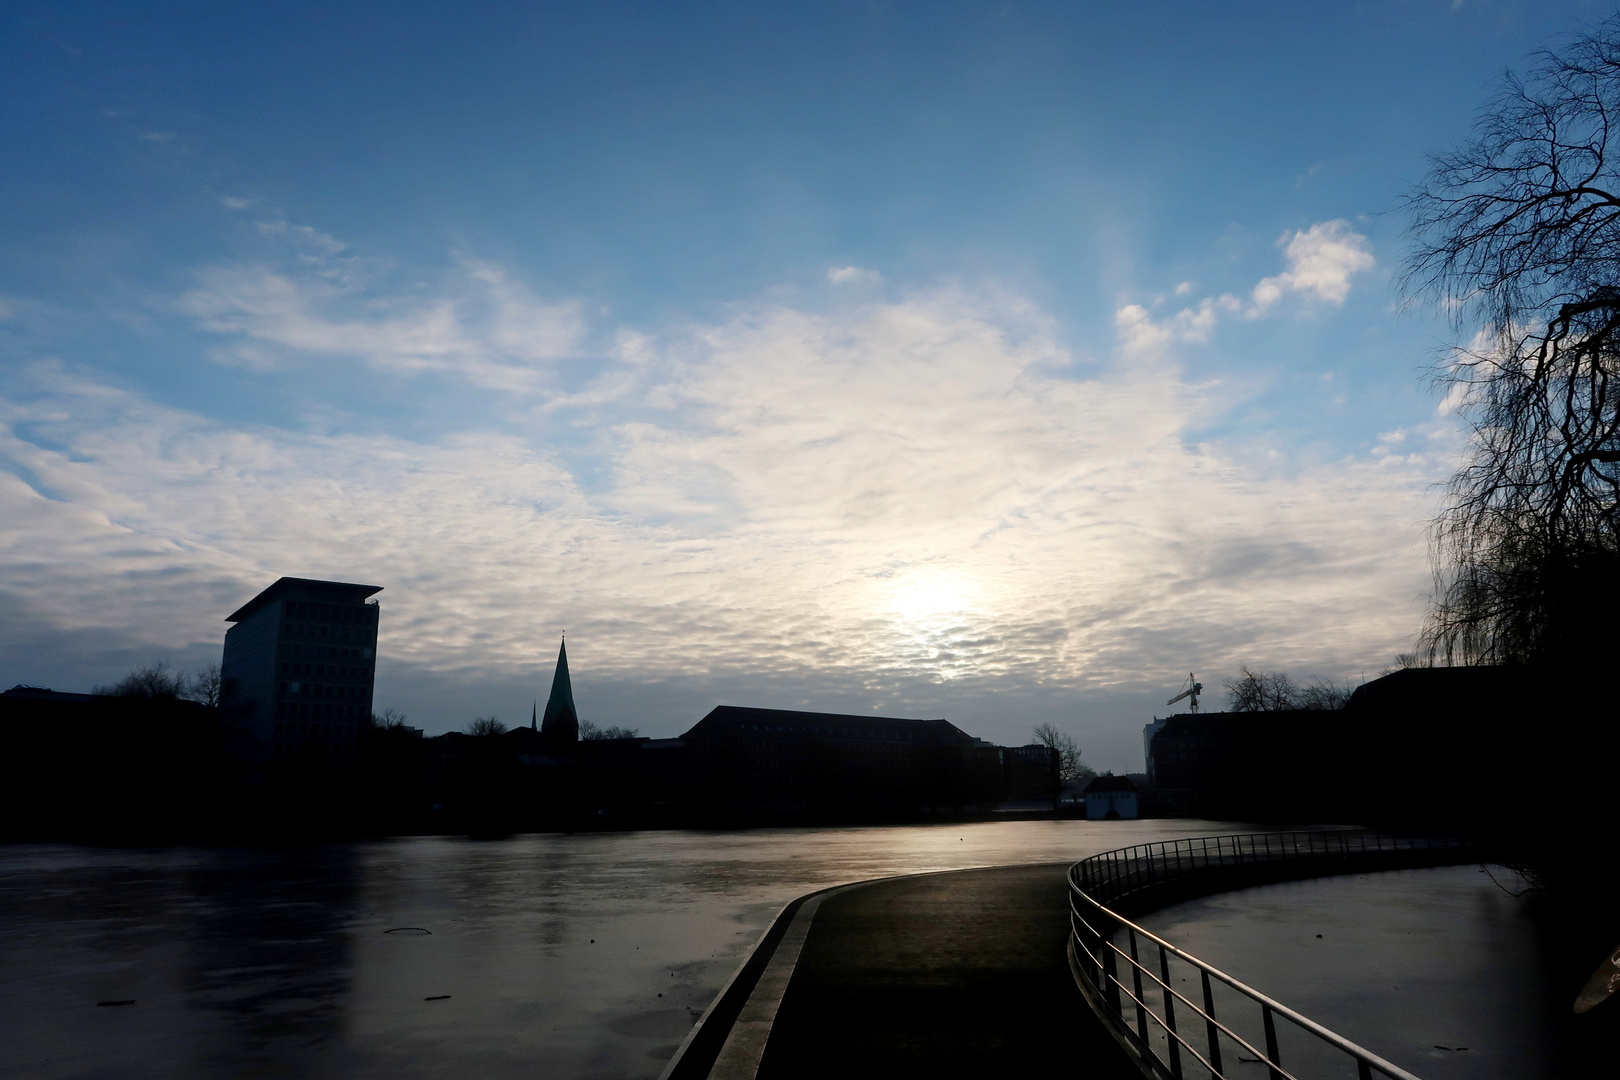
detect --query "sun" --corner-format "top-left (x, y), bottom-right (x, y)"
top-left (888, 569), bottom-right (979, 625)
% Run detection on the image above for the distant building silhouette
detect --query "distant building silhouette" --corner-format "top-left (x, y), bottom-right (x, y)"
top-left (1141, 716), bottom-right (1168, 781)
top-left (1083, 774), bottom-right (1139, 820)
top-left (1, 684), bottom-right (227, 841)
top-left (1141, 666), bottom-right (1563, 825)
top-left (539, 639), bottom-right (578, 743)
top-left (2, 684), bottom-right (100, 704)
top-left (221, 577), bottom-right (382, 762)
top-left (999, 742), bottom-right (1061, 802)
top-left (679, 705), bottom-right (1001, 817)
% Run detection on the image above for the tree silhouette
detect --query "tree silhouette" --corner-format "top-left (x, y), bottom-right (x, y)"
top-left (465, 716), bottom-right (507, 736)
top-left (1405, 18), bottom-right (1620, 665)
top-left (94, 661), bottom-right (188, 699)
top-left (1223, 667), bottom-right (1299, 712)
top-left (190, 664), bottom-right (222, 708)
top-left (579, 719), bottom-right (640, 740)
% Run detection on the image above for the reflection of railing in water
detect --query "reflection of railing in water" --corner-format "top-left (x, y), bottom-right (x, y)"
top-left (1068, 831), bottom-right (1477, 1080)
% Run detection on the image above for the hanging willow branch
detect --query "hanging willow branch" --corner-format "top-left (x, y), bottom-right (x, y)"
top-left (1405, 20), bottom-right (1620, 666)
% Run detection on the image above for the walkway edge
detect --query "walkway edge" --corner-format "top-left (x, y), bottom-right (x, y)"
top-left (705, 880), bottom-right (869, 1080)
top-left (656, 892), bottom-right (808, 1080)
top-left (657, 865), bottom-right (999, 1080)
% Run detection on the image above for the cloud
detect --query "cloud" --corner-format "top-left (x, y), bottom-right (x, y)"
top-left (2, 276), bottom-right (1448, 767)
top-left (1249, 220), bottom-right (1375, 315)
top-left (1113, 220), bottom-right (1375, 358)
top-left (1115, 295), bottom-right (1240, 360)
top-left (828, 266), bottom-right (883, 285)
top-left (179, 249), bottom-right (588, 392)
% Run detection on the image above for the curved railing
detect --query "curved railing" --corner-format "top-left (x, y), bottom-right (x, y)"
top-left (1068, 830), bottom-right (1477, 1080)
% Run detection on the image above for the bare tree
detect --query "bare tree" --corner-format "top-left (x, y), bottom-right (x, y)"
top-left (1405, 19), bottom-right (1620, 665)
top-left (1296, 677), bottom-right (1352, 711)
top-left (1032, 723), bottom-right (1088, 783)
top-left (465, 716), bottom-right (507, 737)
top-left (1223, 666), bottom-right (1299, 712)
top-left (369, 708), bottom-right (409, 731)
top-left (189, 663), bottom-right (222, 708)
top-left (579, 719), bottom-right (640, 740)
top-left (93, 661), bottom-right (188, 699)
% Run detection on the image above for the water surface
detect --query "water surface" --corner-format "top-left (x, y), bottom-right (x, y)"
top-left (1, 819), bottom-right (1241, 1079)
top-left (1136, 865), bottom-right (1568, 1080)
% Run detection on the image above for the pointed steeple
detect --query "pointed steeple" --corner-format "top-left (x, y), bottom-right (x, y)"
top-left (531, 699), bottom-right (537, 731)
top-left (539, 638), bottom-right (578, 743)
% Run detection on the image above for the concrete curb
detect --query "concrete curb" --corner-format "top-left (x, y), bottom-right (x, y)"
top-left (657, 865), bottom-right (999, 1080)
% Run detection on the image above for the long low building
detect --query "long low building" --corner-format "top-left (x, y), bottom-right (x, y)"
top-left (679, 705), bottom-right (1005, 818)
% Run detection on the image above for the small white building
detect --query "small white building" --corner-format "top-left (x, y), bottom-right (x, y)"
top-left (1084, 774), bottom-right (1139, 820)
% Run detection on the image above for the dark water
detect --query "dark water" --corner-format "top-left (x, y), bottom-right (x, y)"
top-left (1136, 865), bottom-right (1579, 1080)
top-left (0, 819), bottom-right (1242, 1080)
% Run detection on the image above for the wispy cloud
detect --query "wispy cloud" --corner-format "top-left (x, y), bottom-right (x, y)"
top-left (179, 223), bottom-right (587, 391)
top-left (828, 266), bottom-right (883, 285)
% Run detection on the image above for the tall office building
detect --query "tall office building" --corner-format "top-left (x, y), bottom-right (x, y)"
top-left (221, 577), bottom-right (382, 762)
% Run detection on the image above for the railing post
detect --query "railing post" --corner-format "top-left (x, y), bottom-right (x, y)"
top-left (1159, 943), bottom-right (1182, 1079)
top-left (1129, 929), bottom-right (1149, 1050)
top-left (1262, 1003), bottom-right (1282, 1080)
top-left (1200, 969), bottom-right (1222, 1079)
top-left (1103, 927), bottom-right (1122, 1013)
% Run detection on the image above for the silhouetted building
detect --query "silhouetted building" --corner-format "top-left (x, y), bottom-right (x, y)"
top-left (539, 638), bottom-right (578, 743)
top-left (220, 577), bottom-right (382, 763)
top-left (680, 706), bottom-right (1001, 818)
top-left (1084, 774), bottom-right (1139, 820)
top-left (1142, 717), bottom-right (1168, 780)
top-left (1148, 712), bottom-right (1231, 806)
top-left (0, 685), bottom-right (230, 841)
top-left (2, 684), bottom-right (99, 703)
top-left (1001, 743), bottom-right (1060, 801)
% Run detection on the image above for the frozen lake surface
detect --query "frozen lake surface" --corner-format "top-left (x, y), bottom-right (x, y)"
top-left (0, 819), bottom-right (1244, 1079)
top-left (1136, 865), bottom-right (1570, 1080)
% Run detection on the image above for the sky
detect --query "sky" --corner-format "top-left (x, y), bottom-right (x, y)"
top-left (1, 0), bottom-right (1611, 771)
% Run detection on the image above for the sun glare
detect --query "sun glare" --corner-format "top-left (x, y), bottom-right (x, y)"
top-left (889, 570), bottom-right (980, 625)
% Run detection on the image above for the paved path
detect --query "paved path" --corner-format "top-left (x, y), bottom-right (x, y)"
top-left (741, 863), bottom-right (1139, 1080)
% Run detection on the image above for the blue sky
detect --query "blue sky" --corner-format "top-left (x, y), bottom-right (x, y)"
top-left (1, 1), bottom-right (1609, 769)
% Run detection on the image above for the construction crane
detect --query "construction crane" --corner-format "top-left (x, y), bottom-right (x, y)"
top-left (1166, 674), bottom-right (1203, 713)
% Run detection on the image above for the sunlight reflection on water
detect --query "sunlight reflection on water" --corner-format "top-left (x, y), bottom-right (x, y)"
top-left (0, 818), bottom-right (1244, 1079)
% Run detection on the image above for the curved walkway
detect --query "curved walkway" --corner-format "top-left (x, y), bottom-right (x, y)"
top-left (672, 864), bottom-right (1140, 1080)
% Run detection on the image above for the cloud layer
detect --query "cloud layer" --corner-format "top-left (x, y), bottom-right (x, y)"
top-left (1, 221), bottom-right (1448, 767)
top-left (0, 257), bottom-right (1445, 767)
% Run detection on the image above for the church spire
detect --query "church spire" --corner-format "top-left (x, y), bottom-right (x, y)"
top-left (531, 699), bottom-right (537, 731)
top-left (539, 638), bottom-right (578, 743)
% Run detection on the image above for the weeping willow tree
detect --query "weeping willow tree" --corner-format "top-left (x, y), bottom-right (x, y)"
top-left (1405, 20), bottom-right (1620, 667)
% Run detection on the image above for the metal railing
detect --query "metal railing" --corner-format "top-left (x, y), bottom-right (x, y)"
top-left (1068, 830), bottom-right (1474, 1080)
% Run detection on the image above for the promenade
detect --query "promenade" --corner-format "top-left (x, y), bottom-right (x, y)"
top-left (692, 864), bottom-right (1140, 1080)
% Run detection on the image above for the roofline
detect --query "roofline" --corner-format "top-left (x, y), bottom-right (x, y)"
top-left (226, 577), bottom-right (383, 622)
top-left (700, 705), bottom-right (944, 724)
